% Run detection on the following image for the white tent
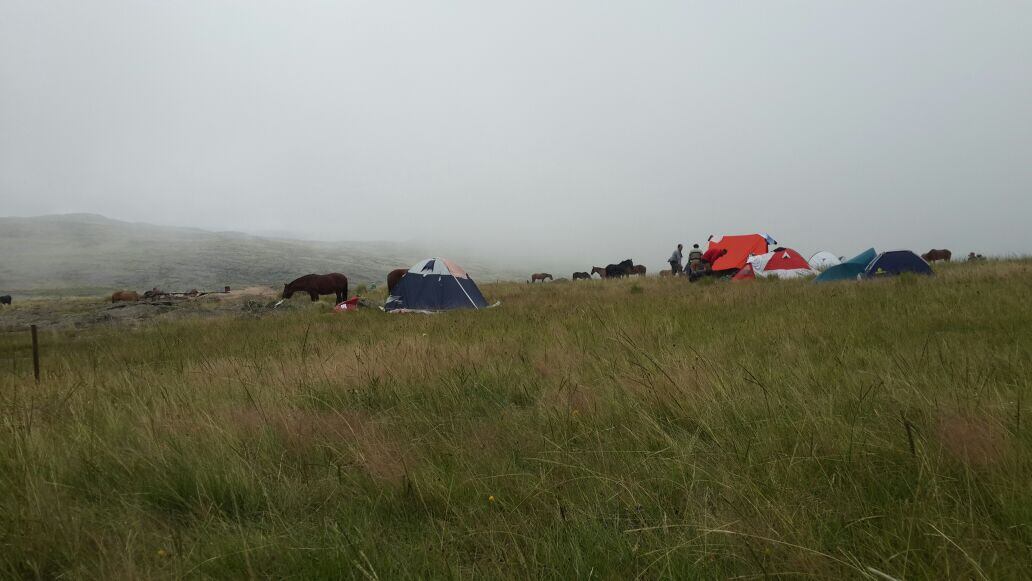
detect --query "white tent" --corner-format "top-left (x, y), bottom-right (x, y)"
top-left (808, 251), bottom-right (841, 272)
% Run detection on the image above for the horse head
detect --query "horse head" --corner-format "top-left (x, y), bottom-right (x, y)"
top-left (282, 284), bottom-right (294, 299)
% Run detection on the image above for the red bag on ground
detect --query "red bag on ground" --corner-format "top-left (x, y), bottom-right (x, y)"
top-left (333, 297), bottom-right (361, 312)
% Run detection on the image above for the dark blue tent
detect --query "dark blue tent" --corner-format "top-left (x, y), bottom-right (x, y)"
top-left (814, 248), bottom-right (877, 283)
top-left (863, 250), bottom-right (933, 278)
top-left (385, 258), bottom-right (488, 312)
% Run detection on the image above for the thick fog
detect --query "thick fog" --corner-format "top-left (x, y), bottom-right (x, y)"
top-left (2, 1), bottom-right (1030, 271)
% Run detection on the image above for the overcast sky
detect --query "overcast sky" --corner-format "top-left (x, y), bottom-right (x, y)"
top-left (2, 1), bottom-right (1030, 269)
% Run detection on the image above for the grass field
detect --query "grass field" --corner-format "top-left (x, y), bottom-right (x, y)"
top-left (2, 260), bottom-right (1030, 579)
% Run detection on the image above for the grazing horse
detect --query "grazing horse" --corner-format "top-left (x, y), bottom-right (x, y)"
top-left (0, 295), bottom-right (11, 306)
top-left (922, 249), bottom-right (952, 263)
top-left (591, 266), bottom-right (607, 278)
top-left (283, 273), bottom-right (349, 303)
top-left (387, 268), bottom-right (407, 295)
top-left (605, 259), bottom-right (634, 278)
top-left (111, 291), bottom-right (139, 303)
top-left (572, 272), bottom-right (591, 281)
top-left (630, 265), bottom-right (647, 277)
top-left (530, 273), bottom-right (553, 283)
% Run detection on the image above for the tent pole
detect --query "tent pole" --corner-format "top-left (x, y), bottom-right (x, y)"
top-left (452, 275), bottom-right (480, 309)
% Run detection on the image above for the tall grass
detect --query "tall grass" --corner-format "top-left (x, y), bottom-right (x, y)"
top-left (1, 260), bottom-right (1030, 578)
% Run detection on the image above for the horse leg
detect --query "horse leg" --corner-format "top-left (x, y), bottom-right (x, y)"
top-left (309, 291), bottom-right (319, 302)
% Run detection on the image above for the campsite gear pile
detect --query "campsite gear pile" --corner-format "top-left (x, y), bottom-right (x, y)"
top-left (333, 297), bottom-right (362, 312)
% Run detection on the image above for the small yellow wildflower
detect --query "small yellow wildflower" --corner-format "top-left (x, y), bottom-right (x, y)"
top-left (157, 549), bottom-right (168, 558)
top-left (488, 495), bottom-right (496, 503)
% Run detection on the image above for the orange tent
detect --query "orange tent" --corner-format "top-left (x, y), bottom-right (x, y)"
top-left (708, 234), bottom-right (770, 271)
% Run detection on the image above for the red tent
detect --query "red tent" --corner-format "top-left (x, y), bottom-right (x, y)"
top-left (748, 248), bottom-right (816, 279)
top-left (763, 249), bottom-right (810, 271)
top-left (732, 263), bottom-right (756, 281)
top-left (708, 234), bottom-right (770, 271)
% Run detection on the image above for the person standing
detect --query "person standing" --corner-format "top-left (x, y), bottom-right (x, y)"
top-left (687, 243), bottom-right (703, 273)
top-left (668, 244), bottom-right (684, 275)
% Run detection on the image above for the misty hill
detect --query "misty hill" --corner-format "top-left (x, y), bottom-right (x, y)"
top-left (0, 214), bottom-right (513, 295)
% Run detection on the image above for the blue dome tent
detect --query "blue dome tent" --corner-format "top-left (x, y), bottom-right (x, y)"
top-left (385, 258), bottom-right (489, 313)
top-left (864, 250), bottom-right (933, 278)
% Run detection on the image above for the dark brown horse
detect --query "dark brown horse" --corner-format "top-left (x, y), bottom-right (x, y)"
top-left (572, 272), bottom-right (591, 280)
top-left (605, 259), bottom-right (634, 278)
top-left (530, 273), bottom-right (553, 283)
top-left (387, 268), bottom-right (407, 295)
top-left (111, 291), bottom-right (139, 303)
top-left (283, 273), bottom-right (349, 303)
top-left (0, 295), bottom-right (11, 306)
top-left (630, 265), bottom-right (647, 277)
top-left (922, 249), bottom-right (951, 263)
top-left (591, 266), bottom-right (607, 278)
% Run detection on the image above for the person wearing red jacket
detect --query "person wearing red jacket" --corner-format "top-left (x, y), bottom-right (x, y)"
top-left (701, 247), bottom-right (727, 266)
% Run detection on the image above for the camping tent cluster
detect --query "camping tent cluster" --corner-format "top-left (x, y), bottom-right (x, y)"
top-left (706, 233), bottom-right (934, 283)
top-left (368, 238), bottom-right (936, 314)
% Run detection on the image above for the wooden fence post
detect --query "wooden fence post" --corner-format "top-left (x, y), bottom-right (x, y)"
top-left (31, 324), bottom-right (40, 383)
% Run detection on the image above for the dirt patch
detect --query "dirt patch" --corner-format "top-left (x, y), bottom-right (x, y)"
top-left (0, 290), bottom-right (310, 332)
top-left (936, 412), bottom-right (1007, 467)
top-left (230, 286), bottom-right (281, 298)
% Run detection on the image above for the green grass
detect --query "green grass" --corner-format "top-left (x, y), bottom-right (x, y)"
top-left (1, 260), bottom-right (1031, 579)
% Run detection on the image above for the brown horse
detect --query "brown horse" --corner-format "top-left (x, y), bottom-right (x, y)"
top-left (922, 249), bottom-right (952, 263)
top-left (630, 265), bottom-right (647, 277)
top-left (659, 270), bottom-right (673, 278)
top-left (387, 268), bottom-right (407, 295)
top-left (111, 291), bottom-right (139, 303)
top-left (572, 272), bottom-right (591, 281)
top-left (591, 266), bottom-right (607, 278)
top-left (283, 273), bottom-right (349, 303)
top-left (530, 273), bottom-right (553, 283)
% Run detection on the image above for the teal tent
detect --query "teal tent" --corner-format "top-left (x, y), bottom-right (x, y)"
top-left (814, 248), bottom-right (876, 283)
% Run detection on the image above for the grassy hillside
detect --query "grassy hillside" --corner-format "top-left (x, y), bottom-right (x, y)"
top-left (1, 261), bottom-right (1030, 578)
top-left (0, 214), bottom-right (513, 296)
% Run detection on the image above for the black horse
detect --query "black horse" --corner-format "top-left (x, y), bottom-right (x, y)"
top-left (0, 295), bottom-right (10, 306)
top-left (605, 259), bottom-right (634, 278)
